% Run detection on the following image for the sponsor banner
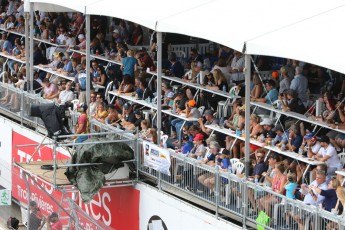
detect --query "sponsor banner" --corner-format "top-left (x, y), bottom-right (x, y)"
top-left (10, 129), bottom-right (139, 229)
top-left (0, 189), bottom-right (11, 205)
top-left (143, 141), bottom-right (171, 175)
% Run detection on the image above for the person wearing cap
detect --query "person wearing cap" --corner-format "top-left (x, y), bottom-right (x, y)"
top-left (190, 133), bottom-right (206, 160)
top-left (198, 109), bottom-right (218, 136)
top-left (120, 103), bottom-right (137, 128)
top-left (112, 29), bottom-right (123, 43)
top-left (311, 135), bottom-right (342, 176)
top-left (181, 133), bottom-right (194, 154)
top-left (301, 131), bottom-right (320, 156)
top-left (124, 108), bottom-right (143, 131)
top-left (46, 212), bottom-right (62, 230)
top-left (259, 118), bottom-right (276, 143)
top-left (285, 124), bottom-right (303, 153)
top-left (165, 91), bottom-right (175, 108)
top-left (57, 56), bottom-right (72, 75)
top-left (272, 124), bottom-right (289, 147)
top-left (77, 34), bottom-right (86, 49)
top-left (28, 201), bottom-right (45, 230)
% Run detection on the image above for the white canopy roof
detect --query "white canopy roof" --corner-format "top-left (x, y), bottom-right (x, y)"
top-left (25, 0), bottom-right (345, 73)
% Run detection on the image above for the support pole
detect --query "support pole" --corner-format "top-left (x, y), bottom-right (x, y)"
top-left (156, 32), bottom-right (162, 142)
top-left (85, 15), bottom-right (91, 107)
top-left (29, 3), bottom-right (34, 93)
top-left (243, 53), bottom-right (251, 228)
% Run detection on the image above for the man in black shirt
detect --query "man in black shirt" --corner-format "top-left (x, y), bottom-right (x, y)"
top-left (120, 103), bottom-right (137, 129)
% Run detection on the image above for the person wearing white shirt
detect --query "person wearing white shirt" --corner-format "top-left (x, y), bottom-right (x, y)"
top-left (313, 135), bottom-right (342, 176)
top-left (57, 81), bottom-right (74, 105)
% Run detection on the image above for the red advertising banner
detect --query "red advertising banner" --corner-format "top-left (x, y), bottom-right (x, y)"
top-left (11, 131), bottom-right (139, 230)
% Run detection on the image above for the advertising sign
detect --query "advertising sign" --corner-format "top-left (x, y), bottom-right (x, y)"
top-left (143, 141), bottom-right (171, 175)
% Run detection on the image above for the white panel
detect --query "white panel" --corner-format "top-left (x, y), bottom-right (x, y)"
top-left (0, 121), bottom-right (12, 189)
top-left (137, 183), bottom-right (241, 230)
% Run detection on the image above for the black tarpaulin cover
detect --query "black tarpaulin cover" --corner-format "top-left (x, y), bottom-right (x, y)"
top-left (65, 137), bottom-right (134, 203)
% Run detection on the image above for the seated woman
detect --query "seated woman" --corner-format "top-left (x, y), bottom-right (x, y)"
top-left (259, 162), bottom-right (287, 217)
top-left (118, 74), bottom-right (134, 94)
top-left (225, 110), bottom-right (245, 158)
top-left (93, 103), bottom-right (108, 123)
top-left (280, 89), bottom-right (306, 114)
top-left (143, 128), bottom-right (158, 144)
top-left (250, 73), bottom-right (263, 101)
top-left (139, 119), bottom-right (151, 139)
top-left (105, 105), bottom-right (120, 126)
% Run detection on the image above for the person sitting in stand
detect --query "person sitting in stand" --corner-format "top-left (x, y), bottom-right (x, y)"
top-left (118, 74), bottom-right (134, 94)
top-left (93, 103), bottom-right (108, 124)
top-left (57, 81), bottom-right (73, 105)
top-left (46, 212), bottom-right (62, 230)
top-left (123, 109), bottom-right (143, 131)
top-left (120, 103), bottom-right (137, 129)
top-left (139, 79), bottom-right (154, 101)
top-left (198, 109), bottom-right (218, 137)
top-left (309, 135), bottom-right (342, 176)
top-left (136, 47), bottom-right (155, 71)
top-left (166, 52), bottom-right (184, 78)
top-left (285, 124), bottom-right (303, 153)
top-left (42, 78), bottom-right (58, 100)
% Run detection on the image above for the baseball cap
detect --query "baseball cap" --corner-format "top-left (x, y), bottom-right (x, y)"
top-left (317, 135), bottom-right (330, 143)
top-left (272, 124), bottom-right (283, 132)
top-left (123, 103), bottom-right (131, 109)
top-left (196, 61), bottom-right (203, 68)
top-left (176, 90), bottom-right (184, 95)
top-left (1, 12), bottom-right (6, 17)
top-left (113, 29), bottom-right (119, 34)
top-left (260, 118), bottom-right (273, 126)
top-left (167, 92), bottom-right (175, 98)
top-left (61, 56), bottom-right (68, 61)
top-left (304, 132), bottom-right (314, 139)
top-left (203, 109), bottom-right (213, 116)
top-left (78, 34), bottom-right (85, 39)
top-left (49, 212), bottom-right (58, 219)
top-left (134, 109), bottom-right (141, 115)
top-left (188, 100), bottom-right (196, 107)
top-left (193, 133), bottom-right (204, 141)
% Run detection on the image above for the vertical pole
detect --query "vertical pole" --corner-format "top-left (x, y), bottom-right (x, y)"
top-left (53, 135), bottom-right (57, 188)
top-left (85, 14), bottom-right (91, 107)
top-left (24, 11), bottom-right (29, 91)
top-left (243, 53), bottom-right (251, 227)
top-left (156, 32), bottom-right (162, 142)
top-left (29, 3), bottom-right (34, 93)
top-left (23, 172), bottom-right (31, 229)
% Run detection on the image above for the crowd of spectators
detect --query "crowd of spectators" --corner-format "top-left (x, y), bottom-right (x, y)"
top-left (1, 3), bottom-right (345, 228)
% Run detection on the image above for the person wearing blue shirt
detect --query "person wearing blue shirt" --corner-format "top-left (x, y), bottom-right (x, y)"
top-left (181, 134), bottom-right (194, 154)
top-left (121, 50), bottom-right (137, 77)
top-left (167, 52), bottom-right (184, 78)
top-left (286, 124), bottom-right (303, 153)
top-left (252, 79), bottom-right (278, 105)
top-left (285, 172), bottom-right (298, 199)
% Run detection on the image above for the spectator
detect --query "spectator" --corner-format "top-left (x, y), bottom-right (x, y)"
top-left (46, 212), bottom-right (62, 230)
top-left (181, 134), bottom-right (194, 154)
top-left (198, 110), bottom-right (218, 136)
top-left (93, 103), bottom-right (108, 123)
top-left (118, 74), bottom-right (134, 93)
top-left (121, 50), bottom-right (137, 77)
top-left (248, 148), bottom-right (268, 182)
top-left (272, 124), bottom-right (289, 147)
top-left (42, 78), bottom-right (58, 100)
top-left (106, 105), bottom-right (120, 126)
top-left (74, 103), bottom-right (88, 143)
top-left (120, 103), bottom-right (137, 128)
top-left (311, 177), bottom-right (342, 212)
top-left (28, 201), bottom-right (45, 230)
top-left (252, 79), bottom-right (278, 105)
top-left (230, 50), bottom-right (245, 85)
top-left (136, 47), bottom-right (155, 71)
top-left (259, 162), bottom-right (287, 216)
top-left (311, 135), bottom-right (342, 176)
top-left (123, 109), bottom-right (143, 130)
top-left (167, 52), bottom-right (184, 78)
top-left (57, 81), bottom-right (73, 105)
top-left (250, 73), bottom-right (264, 100)
top-left (290, 66), bottom-right (308, 107)
top-left (190, 133), bottom-right (206, 160)
top-left (284, 171), bottom-right (298, 199)
top-left (280, 89), bottom-right (306, 114)
top-left (285, 124), bottom-right (303, 153)
top-left (279, 66), bottom-right (291, 94)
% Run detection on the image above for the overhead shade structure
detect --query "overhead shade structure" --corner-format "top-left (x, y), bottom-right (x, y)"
top-left (246, 4), bottom-right (345, 74)
top-left (155, 0), bottom-right (345, 73)
top-left (85, 0), bottom-right (211, 31)
top-left (24, 0), bottom-right (99, 13)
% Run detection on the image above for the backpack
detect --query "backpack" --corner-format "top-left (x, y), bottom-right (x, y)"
top-left (7, 217), bottom-right (19, 229)
top-left (78, 72), bottom-right (87, 90)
